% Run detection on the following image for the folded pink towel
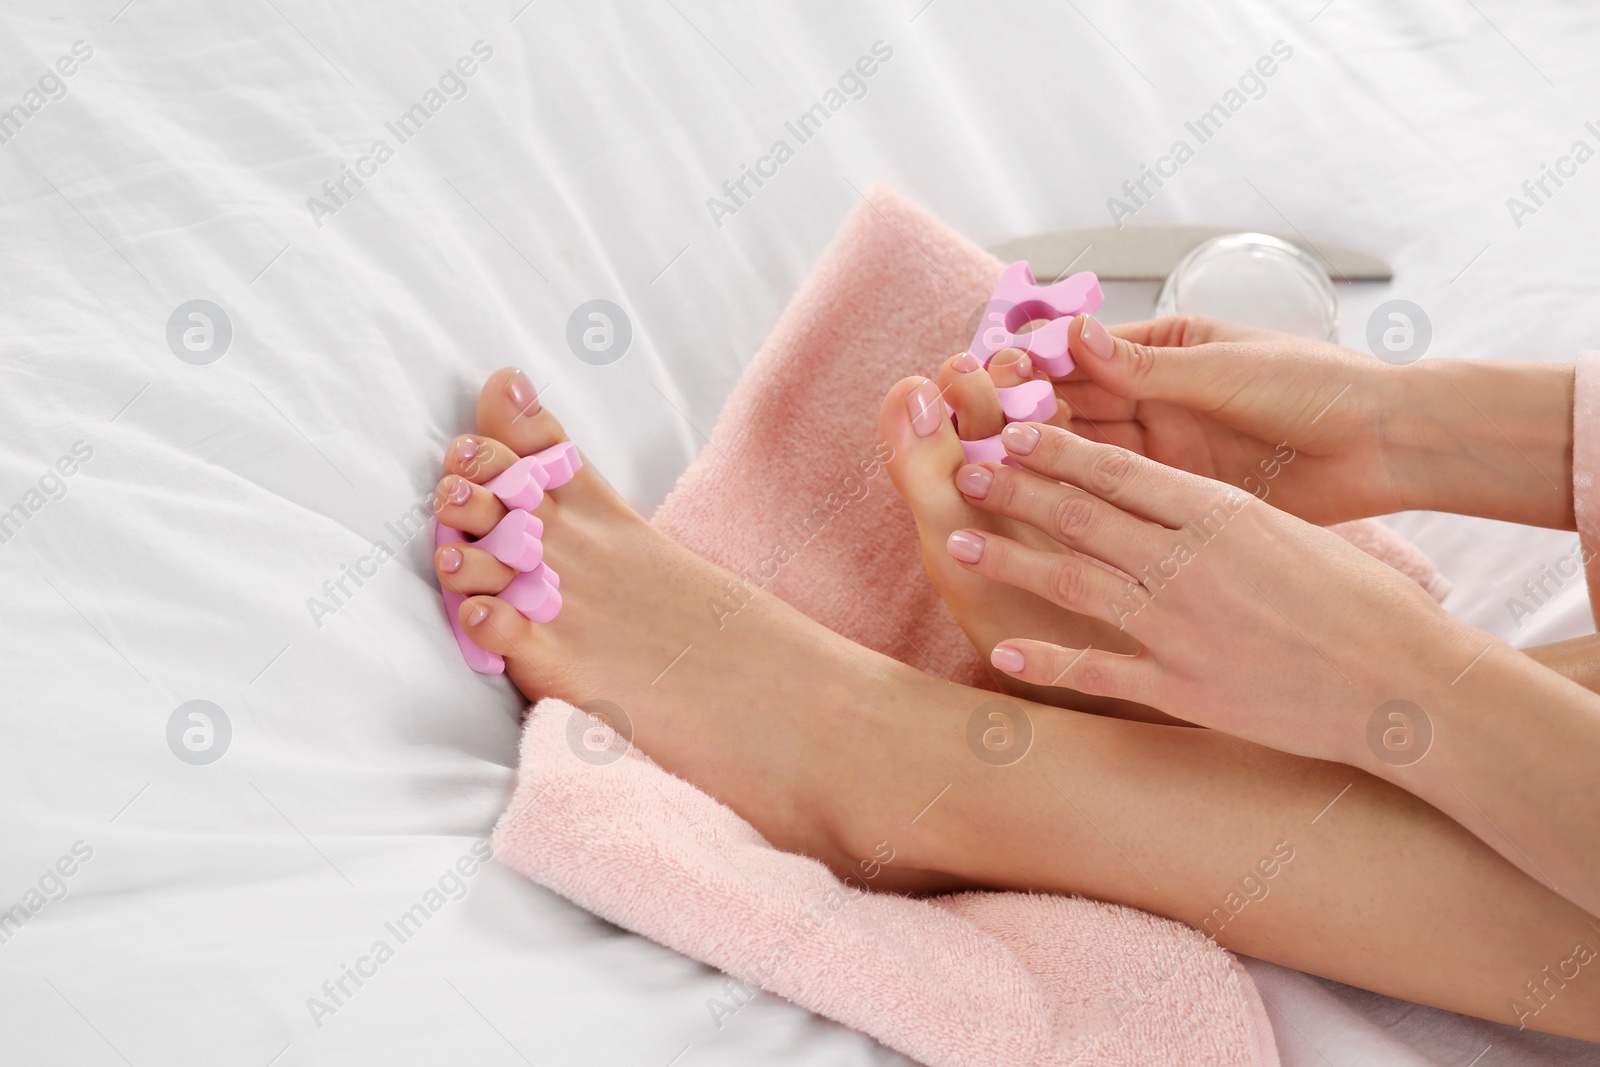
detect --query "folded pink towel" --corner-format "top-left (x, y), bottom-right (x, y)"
top-left (494, 187), bottom-right (1449, 1065)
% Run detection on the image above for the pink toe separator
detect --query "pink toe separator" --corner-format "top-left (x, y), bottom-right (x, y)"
top-left (441, 442), bottom-right (583, 674)
top-left (967, 261), bottom-right (1103, 377)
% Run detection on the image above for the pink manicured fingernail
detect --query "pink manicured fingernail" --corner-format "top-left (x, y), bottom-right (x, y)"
top-left (952, 353), bottom-right (981, 374)
top-left (1002, 422), bottom-right (1040, 455)
top-left (438, 546), bottom-right (463, 574)
top-left (465, 603), bottom-right (490, 626)
top-left (947, 530), bottom-right (985, 563)
top-left (507, 369), bottom-right (540, 413)
top-left (1081, 314), bottom-right (1115, 360)
top-left (908, 381), bottom-right (943, 437)
top-left (991, 646), bottom-right (1025, 673)
top-left (454, 436), bottom-right (480, 466)
top-left (956, 464), bottom-right (993, 499)
top-left (446, 477), bottom-right (472, 505)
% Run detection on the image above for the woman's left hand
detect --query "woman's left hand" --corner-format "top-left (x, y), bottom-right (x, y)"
top-left (951, 421), bottom-right (1486, 764)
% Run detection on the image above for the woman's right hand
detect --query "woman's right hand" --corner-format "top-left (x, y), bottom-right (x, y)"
top-left (1052, 315), bottom-right (1406, 525)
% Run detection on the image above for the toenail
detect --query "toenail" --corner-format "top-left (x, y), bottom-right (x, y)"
top-left (1002, 423), bottom-right (1040, 455)
top-left (446, 477), bottom-right (472, 506)
top-left (507, 369), bottom-right (540, 414)
top-left (1081, 314), bottom-right (1115, 360)
top-left (947, 529), bottom-right (985, 564)
top-left (952, 353), bottom-right (981, 374)
top-left (465, 602), bottom-right (490, 626)
top-left (454, 437), bottom-right (480, 467)
top-left (956, 464), bottom-right (993, 499)
top-left (991, 645), bottom-right (1025, 673)
top-left (438, 546), bottom-right (463, 574)
top-left (908, 381), bottom-right (943, 437)
top-left (1013, 353), bottom-right (1033, 378)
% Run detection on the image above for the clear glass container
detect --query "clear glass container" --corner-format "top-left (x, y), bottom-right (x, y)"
top-left (1154, 233), bottom-right (1338, 341)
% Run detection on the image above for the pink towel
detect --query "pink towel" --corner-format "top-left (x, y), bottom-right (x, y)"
top-left (494, 187), bottom-right (1449, 1065)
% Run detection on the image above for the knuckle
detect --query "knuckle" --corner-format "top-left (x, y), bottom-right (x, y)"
top-left (1073, 658), bottom-right (1110, 694)
top-left (1123, 340), bottom-right (1158, 382)
top-left (1049, 559), bottom-right (1089, 607)
top-left (1051, 493), bottom-right (1096, 541)
top-left (1089, 447), bottom-right (1136, 494)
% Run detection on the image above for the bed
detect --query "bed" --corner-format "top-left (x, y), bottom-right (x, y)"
top-left (2, 0), bottom-right (1597, 1063)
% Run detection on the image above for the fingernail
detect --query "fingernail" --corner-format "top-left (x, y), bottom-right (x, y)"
top-left (956, 464), bottom-right (993, 499)
top-left (507, 369), bottom-right (540, 414)
top-left (1002, 422), bottom-right (1040, 455)
top-left (466, 603), bottom-right (490, 626)
top-left (446, 477), bottom-right (472, 506)
top-left (453, 436), bottom-right (480, 466)
top-left (438, 546), bottom-right (464, 574)
top-left (991, 645), bottom-right (1025, 673)
top-left (952, 353), bottom-right (981, 374)
top-left (908, 381), bottom-right (943, 437)
top-left (1081, 314), bottom-right (1115, 360)
top-left (947, 529), bottom-right (985, 563)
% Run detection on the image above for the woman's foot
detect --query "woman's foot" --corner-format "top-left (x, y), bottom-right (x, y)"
top-left (433, 368), bottom-right (983, 890)
top-left (879, 352), bottom-right (1177, 723)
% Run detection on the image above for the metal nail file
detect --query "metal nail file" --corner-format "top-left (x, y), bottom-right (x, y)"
top-left (986, 224), bottom-right (1392, 283)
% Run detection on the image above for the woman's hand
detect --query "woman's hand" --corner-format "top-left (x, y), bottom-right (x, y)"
top-left (950, 420), bottom-right (1600, 916)
top-left (948, 419), bottom-right (1480, 762)
top-left (1054, 315), bottom-right (1575, 530)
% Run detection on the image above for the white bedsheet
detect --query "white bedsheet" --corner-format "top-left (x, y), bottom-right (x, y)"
top-left (2, 1), bottom-right (1597, 1064)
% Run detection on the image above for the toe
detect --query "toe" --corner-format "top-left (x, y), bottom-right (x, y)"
top-left (937, 354), bottom-right (1004, 441)
top-left (458, 595), bottom-right (555, 694)
top-left (477, 367), bottom-right (570, 457)
top-left (446, 433), bottom-right (522, 483)
top-left (878, 376), bottom-right (970, 530)
top-left (433, 474), bottom-right (508, 537)
top-left (987, 347), bottom-right (1033, 389)
top-left (436, 544), bottom-right (515, 596)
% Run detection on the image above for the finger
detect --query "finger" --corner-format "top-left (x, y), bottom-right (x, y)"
top-left (445, 433), bottom-right (521, 483)
top-left (944, 527), bottom-right (1136, 623)
top-left (436, 543), bottom-right (516, 596)
top-left (1069, 313), bottom-right (1263, 407)
top-left (990, 640), bottom-right (1156, 704)
top-left (1055, 380), bottom-right (1138, 422)
top-left (1000, 422), bottom-right (1224, 528)
top-left (938, 353), bottom-right (1004, 441)
top-left (956, 461), bottom-right (1169, 569)
top-left (1067, 419), bottom-right (1146, 455)
top-left (433, 474), bottom-right (508, 537)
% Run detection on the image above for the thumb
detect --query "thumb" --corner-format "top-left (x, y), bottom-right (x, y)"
top-left (1068, 313), bottom-right (1246, 406)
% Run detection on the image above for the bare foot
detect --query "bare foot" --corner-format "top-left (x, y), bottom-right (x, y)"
top-left (879, 355), bottom-right (1179, 724)
top-left (432, 368), bottom-right (989, 891)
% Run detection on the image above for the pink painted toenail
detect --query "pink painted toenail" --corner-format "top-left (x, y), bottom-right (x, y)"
top-left (991, 645), bottom-right (1025, 673)
top-left (477, 509), bottom-right (545, 571)
top-left (952, 353), bottom-right (981, 374)
top-left (507, 369), bottom-right (540, 414)
top-left (947, 530), bottom-right (985, 563)
top-left (466, 602), bottom-right (490, 626)
top-left (956, 465), bottom-right (993, 499)
top-left (454, 437), bottom-right (480, 467)
top-left (1002, 423), bottom-right (1040, 455)
top-left (446, 477), bottom-right (472, 506)
top-left (438, 545), bottom-right (463, 574)
top-left (908, 381), bottom-right (942, 437)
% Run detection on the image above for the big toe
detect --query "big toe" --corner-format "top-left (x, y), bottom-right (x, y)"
top-left (878, 376), bottom-right (970, 532)
top-left (475, 367), bottom-right (619, 509)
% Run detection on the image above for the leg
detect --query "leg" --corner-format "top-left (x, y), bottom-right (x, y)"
top-left (437, 369), bottom-right (1600, 1041)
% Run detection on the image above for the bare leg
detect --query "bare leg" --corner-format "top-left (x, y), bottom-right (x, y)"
top-left (436, 369), bottom-right (1600, 1041)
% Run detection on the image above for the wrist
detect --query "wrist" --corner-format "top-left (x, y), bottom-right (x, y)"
top-left (1385, 360), bottom-right (1574, 527)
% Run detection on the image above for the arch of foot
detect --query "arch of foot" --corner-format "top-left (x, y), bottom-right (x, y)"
top-left (437, 441), bottom-right (582, 674)
top-left (954, 261), bottom-right (1103, 466)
